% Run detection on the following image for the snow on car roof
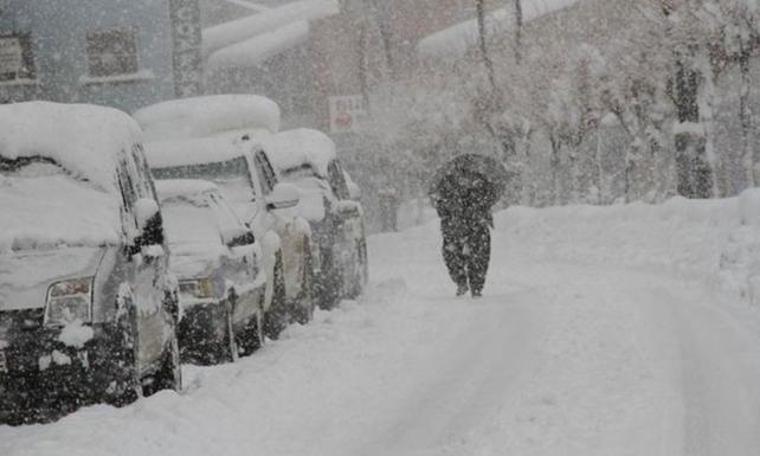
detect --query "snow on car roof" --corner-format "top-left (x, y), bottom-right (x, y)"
top-left (264, 128), bottom-right (337, 178)
top-left (155, 179), bottom-right (220, 201)
top-left (0, 101), bottom-right (142, 193)
top-left (207, 20), bottom-right (310, 71)
top-left (417, 0), bottom-right (580, 59)
top-left (133, 95), bottom-right (281, 142)
top-left (145, 135), bottom-right (260, 170)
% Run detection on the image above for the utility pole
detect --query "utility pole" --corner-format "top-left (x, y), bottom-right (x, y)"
top-left (514, 0), bottom-right (523, 64)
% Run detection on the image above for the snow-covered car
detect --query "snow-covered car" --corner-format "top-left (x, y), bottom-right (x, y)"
top-left (265, 129), bottom-right (369, 308)
top-left (136, 95), bottom-right (316, 329)
top-left (0, 102), bottom-right (181, 425)
top-left (156, 180), bottom-right (266, 364)
top-left (145, 135), bottom-right (313, 339)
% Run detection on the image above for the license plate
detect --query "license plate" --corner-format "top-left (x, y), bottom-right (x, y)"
top-left (0, 350), bottom-right (7, 373)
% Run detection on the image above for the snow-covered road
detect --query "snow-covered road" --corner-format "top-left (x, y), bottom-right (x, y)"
top-left (3, 200), bottom-right (760, 456)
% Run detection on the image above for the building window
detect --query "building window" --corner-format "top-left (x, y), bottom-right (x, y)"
top-left (86, 28), bottom-right (139, 78)
top-left (0, 33), bottom-right (35, 82)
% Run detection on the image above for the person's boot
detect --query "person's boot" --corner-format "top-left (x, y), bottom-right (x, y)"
top-left (471, 289), bottom-right (483, 298)
top-left (456, 283), bottom-right (469, 297)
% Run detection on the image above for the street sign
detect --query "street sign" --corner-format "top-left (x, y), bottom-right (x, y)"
top-left (328, 95), bottom-right (368, 133)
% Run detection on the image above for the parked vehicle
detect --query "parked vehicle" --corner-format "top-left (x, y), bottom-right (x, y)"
top-left (0, 102), bottom-right (181, 425)
top-left (156, 180), bottom-right (266, 364)
top-left (145, 134), bottom-right (311, 339)
top-left (136, 95), bottom-right (316, 329)
top-left (265, 129), bottom-right (369, 308)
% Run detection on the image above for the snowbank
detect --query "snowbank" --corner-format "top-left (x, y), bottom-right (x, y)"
top-left (207, 21), bottom-right (309, 71)
top-left (417, 0), bottom-right (580, 59)
top-left (0, 101), bottom-right (142, 193)
top-left (264, 128), bottom-right (337, 178)
top-left (133, 95), bottom-right (280, 142)
top-left (202, 0), bottom-right (338, 57)
top-left (498, 190), bottom-right (760, 303)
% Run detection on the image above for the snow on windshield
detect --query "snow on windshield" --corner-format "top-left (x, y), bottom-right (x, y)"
top-left (160, 196), bottom-right (223, 250)
top-left (0, 162), bottom-right (120, 253)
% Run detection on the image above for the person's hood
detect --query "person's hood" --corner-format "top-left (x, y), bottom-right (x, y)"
top-left (0, 247), bottom-right (106, 311)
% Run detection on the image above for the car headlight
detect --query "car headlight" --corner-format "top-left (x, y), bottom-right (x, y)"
top-left (45, 277), bottom-right (93, 327)
top-left (179, 278), bottom-right (216, 299)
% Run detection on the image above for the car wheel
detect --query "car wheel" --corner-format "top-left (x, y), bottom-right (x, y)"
top-left (316, 249), bottom-right (342, 310)
top-left (237, 307), bottom-right (264, 355)
top-left (218, 297), bottom-right (239, 363)
top-left (263, 252), bottom-right (288, 340)
top-left (293, 244), bottom-right (315, 325)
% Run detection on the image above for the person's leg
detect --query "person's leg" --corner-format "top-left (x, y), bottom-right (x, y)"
top-left (441, 219), bottom-right (468, 294)
top-left (467, 223), bottom-right (491, 297)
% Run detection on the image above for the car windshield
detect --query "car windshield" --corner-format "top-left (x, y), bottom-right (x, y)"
top-left (160, 195), bottom-right (223, 248)
top-left (152, 157), bottom-right (256, 206)
top-left (0, 157), bottom-right (120, 252)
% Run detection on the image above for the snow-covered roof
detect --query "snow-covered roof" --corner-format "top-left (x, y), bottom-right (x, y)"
top-left (417, 0), bottom-right (580, 59)
top-left (145, 136), bottom-right (254, 170)
top-left (155, 179), bottom-right (220, 201)
top-left (133, 95), bottom-right (281, 142)
top-left (202, 0), bottom-right (339, 57)
top-left (0, 101), bottom-right (142, 193)
top-left (207, 20), bottom-right (310, 71)
top-left (264, 128), bottom-right (337, 178)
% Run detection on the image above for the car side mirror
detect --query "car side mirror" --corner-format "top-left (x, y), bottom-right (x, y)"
top-left (128, 199), bottom-right (165, 257)
top-left (266, 183), bottom-right (300, 211)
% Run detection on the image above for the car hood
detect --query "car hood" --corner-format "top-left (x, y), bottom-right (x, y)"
top-left (0, 247), bottom-right (105, 311)
top-left (169, 242), bottom-right (225, 280)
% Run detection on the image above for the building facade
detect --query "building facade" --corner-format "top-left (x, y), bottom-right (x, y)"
top-left (0, 0), bottom-right (200, 113)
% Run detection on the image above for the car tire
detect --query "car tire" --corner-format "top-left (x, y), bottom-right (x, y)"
top-left (263, 252), bottom-right (288, 340)
top-left (218, 296), bottom-right (239, 363)
top-left (316, 249), bottom-right (342, 310)
top-left (293, 244), bottom-right (315, 325)
top-left (238, 308), bottom-right (264, 355)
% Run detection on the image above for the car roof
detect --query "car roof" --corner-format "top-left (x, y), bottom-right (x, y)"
top-left (155, 179), bottom-right (221, 202)
top-left (0, 101), bottom-right (142, 193)
top-left (133, 94), bottom-right (280, 142)
top-left (264, 128), bottom-right (337, 178)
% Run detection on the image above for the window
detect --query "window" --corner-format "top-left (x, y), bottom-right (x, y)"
top-left (328, 161), bottom-right (350, 200)
top-left (86, 28), bottom-right (138, 77)
top-left (254, 151), bottom-right (278, 195)
top-left (0, 33), bottom-right (35, 82)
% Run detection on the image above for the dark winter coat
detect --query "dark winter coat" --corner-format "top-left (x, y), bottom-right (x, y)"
top-left (430, 169), bottom-right (497, 228)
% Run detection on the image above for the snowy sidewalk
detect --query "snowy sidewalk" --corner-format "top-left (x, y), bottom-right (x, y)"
top-left (3, 200), bottom-right (760, 456)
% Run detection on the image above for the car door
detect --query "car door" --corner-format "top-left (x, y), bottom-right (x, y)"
top-left (208, 191), bottom-right (259, 326)
top-left (121, 145), bottom-right (172, 373)
top-left (327, 160), bottom-right (362, 277)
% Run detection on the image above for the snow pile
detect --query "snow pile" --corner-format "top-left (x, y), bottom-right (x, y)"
top-left (133, 95), bottom-right (280, 142)
top-left (202, 0), bottom-right (339, 57)
top-left (207, 21), bottom-right (310, 71)
top-left (499, 189), bottom-right (760, 304)
top-left (417, 0), bottom-right (580, 59)
top-left (264, 128), bottom-right (337, 178)
top-left (0, 101), bottom-right (142, 193)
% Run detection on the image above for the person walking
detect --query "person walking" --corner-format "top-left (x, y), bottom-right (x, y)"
top-left (429, 154), bottom-right (507, 298)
